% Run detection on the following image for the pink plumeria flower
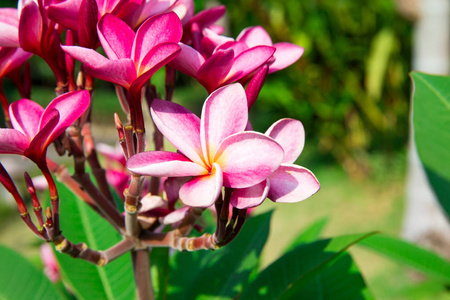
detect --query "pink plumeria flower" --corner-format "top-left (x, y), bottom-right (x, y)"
top-left (62, 12), bottom-right (182, 97)
top-left (236, 26), bottom-right (304, 74)
top-left (40, 243), bottom-right (60, 283)
top-left (230, 119), bottom-right (320, 209)
top-left (0, 90), bottom-right (90, 164)
top-left (181, 5), bottom-right (226, 45)
top-left (127, 83), bottom-right (284, 207)
top-left (171, 40), bottom-right (275, 93)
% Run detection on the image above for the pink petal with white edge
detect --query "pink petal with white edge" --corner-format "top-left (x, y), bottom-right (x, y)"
top-left (179, 162), bottom-right (223, 207)
top-left (133, 12), bottom-right (182, 66)
top-left (0, 8), bottom-right (20, 47)
top-left (266, 118), bottom-right (305, 164)
top-left (230, 179), bottom-right (269, 209)
top-left (161, 206), bottom-right (190, 225)
top-left (62, 46), bottom-right (136, 87)
top-left (268, 164), bottom-right (320, 203)
top-left (214, 131), bottom-right (284, 188)
top-left (9, 99), bottom-right (43, 138)
top-left (41, 90), bottom-right (90, 143)
top-left (127, 151), bottom-right (208, 177)
top-left (98, 14), bottom-right (135, 60)
top-left (151, 99), bottom-right (205, 166)
top-left (200, 83), bottom-right (248, 162)
top-left (269, 43), bottom-right (304, 73)
top-left (224, 45), bottom-right (275, 84)
top-left (237, 26), bottom-right (273, 47)
top-left (0, 129), bottom-right (29, 154)
top-left (170, 43), bottom-right (204, 77)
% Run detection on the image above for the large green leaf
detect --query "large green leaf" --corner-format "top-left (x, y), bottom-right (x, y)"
top-left (168, 211), bottom-right (273, 300)
top-left (358, 234), bottom-right (450, 283)
top-left (0, 244), bottom-right (64, 300)
top-left (151, 247), bottom-right (170, 300)
top-left (240, 232), bottom-right (376, 299)
top-left (411, 72), bottom-right (450, 217)
top-left (284, 217), bottom-right (328, 252)
top-left (54, 181), bottom-right (135, 300)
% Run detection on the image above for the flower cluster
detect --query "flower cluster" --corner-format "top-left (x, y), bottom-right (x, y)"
top-left (0, 0), bottom-right (319, 275)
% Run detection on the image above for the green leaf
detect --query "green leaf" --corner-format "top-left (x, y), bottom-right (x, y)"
top-left (54, 181), bottom-right (135, 300)
top-left (240, 232), bottom-right (376, 300)
top-left (284, 217), bottom-right (328, 252)
top-left (168, 211), bottom-right (273, 300)
top-left (358, 234), bottom-right (450, 283)
top-left (411, 72), bottom-right (450, 217)
top-left (151, 247), bottom-right (170, 300)
top-left (0, 244), bottom-right (64, 300)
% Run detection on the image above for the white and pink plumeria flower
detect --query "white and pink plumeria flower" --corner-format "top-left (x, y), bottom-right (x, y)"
top-left (126, 83), bottom-right (285, 207)
top-left (0, 90), bottom-right (90, 164)
top-left (230, 118), bottom-right (320, 209)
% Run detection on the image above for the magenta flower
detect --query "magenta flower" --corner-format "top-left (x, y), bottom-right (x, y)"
top-left (171, 41), bottom-right (275, 93)
top-left (0, 90), bottom-right (90, 164)
top-left (230, 119), bottom-right (320, 209)
top-left (62, 12), bottom-right (182, 97)
top-left (127, 83), bottom-right (284, 207)
top-left (235, 26), bottom-right (304, 74)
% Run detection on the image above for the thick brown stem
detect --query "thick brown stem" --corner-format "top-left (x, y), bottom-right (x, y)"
top-left (53, 235), bottom-right (105, 266)
top-left (132, 249), bottom-right (154, 300)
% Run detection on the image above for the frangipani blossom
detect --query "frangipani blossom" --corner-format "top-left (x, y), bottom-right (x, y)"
top-left (230, 119), bottom-right (320, 209)
top-left (0, 90), bottom-right (90, 164)
top-left (127, 83), bottom-right (284, 207)
top-left (236, 26), bottom-right (304, 74)
top-left (171, 41), bottom-right (275, 93)
top-left (62, 12), bottom-right (182, 97)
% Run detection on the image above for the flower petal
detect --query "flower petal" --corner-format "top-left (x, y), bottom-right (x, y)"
top-left (98, 14), bottom-right (134, 60)
top-left (214, 131), bottom-right (284, 188)
top-left (224, 45), bottom-right (275, 84)
top-left (18, 1), bottom-right (42, 53)
top-left (40, 90), bottom-right (91, 143)
top-left (9, 99), bottom-right (44, 139)
top-left (169, 43), bottom-right (204, 77)
top-left (133, 12), bottom-right (182, 67)
top-left (47, 0), bottom-right (80, 31)
top-left (150, 99), bottom-right (205, 166)
top-left (179, 162), bottom-right (223, 207)
top-left (197, 48), bottom-right (234, 93)
top-left (269, 42), bottom-right (304, 73)
top-left (126, 151), bottom-right (208, 177)
top-left (230, 179), bottom-right (270, 209)
top-left (265, 118), bottom-right (305, 164)
top-left (0, 8), bottom-right (20, 47)
top-left (137, 42), bottom-right (180, 76)
top-left (268, 164), bottom-right (320, 203)
top-left (62, 45), bottom-right (136, 87)
top-left (200, 83), bottom-right (248, 162)
top-left (0, 129), bottom-right (29, 154)
top-left (237, 26), bottom-right (273, 47)
top-left (26, 110), bottom-right (60, 160)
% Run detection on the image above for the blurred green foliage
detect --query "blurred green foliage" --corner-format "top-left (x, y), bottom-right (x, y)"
top-left (205, 0), bottom-right (413, 176)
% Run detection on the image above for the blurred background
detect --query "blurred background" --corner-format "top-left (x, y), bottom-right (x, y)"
top-left (1, 0), bottom-right (449, 299)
